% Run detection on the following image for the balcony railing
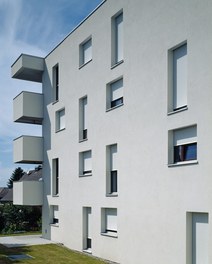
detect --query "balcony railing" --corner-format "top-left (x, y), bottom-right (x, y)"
top-left (13, 91), bottom-right (43, 124)
top-left (11, 54), bottom-right (44, 83)
top-left (13, 136), bottom-right (43, 164)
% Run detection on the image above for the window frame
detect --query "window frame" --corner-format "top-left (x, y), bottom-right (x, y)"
top-left (79, 37), bottom-right (92, 68)
top-left (55, 108), bottom-right (65, 132)
top-left (79, 150), bottom-right (92, 177)
top-left (101, 208), bottom-right (118, 238)
top-left (52, 64), bottom-right (59, 103)
top-left (79, 96), bottom-right (88, 142)
top-left (52, 158), bottom-right (59, 196)
top-left (106, 77), bottom-right (124, 111)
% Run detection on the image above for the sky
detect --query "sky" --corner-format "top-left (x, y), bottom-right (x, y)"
top-left (0, 0), bottom-right (103, 187)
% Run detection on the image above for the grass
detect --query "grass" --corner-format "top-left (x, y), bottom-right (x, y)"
top-left (0, 244), bottom-right (108, 264)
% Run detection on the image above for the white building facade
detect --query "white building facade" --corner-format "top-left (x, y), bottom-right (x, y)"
top-left (12, 0), bottom-right (212, 263)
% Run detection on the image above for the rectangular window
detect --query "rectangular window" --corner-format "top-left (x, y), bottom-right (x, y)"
top-left (56, 108), bottom-right (65, 132)
top-left (79, 150), bottom-right (92, 176)
top-left (101, 208), bottom-right (117, 237)
top-left (83, 207), bottom-right (92, 252)
top-left (53, 64), bottom-right (59, 102)
top-left (51, 205), bottom-right (59, 225)
top-left (168, 43), bottom-right (187, 112)
top-left (171, 125), bottom-right (197, 164)
top-left (80, 38), bottom-right (92, 67)
top-left (52, 158), bottom-right (59, 196)
top-left (112, 12), bottom-right (123, 65)
top-left (106, 144), bottom-right (118, 195)
top-left (79, 96), bottom-right (88, 141)
top-left (187, 212), bottom-right (209, 264)
top-left (107, 78), bottom-right (123, 110)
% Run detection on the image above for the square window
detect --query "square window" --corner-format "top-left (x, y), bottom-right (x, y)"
top-left (168, 43), bottom-right (187, 112)
top-left (79, 150), bottom-right (92, 176)
top-left (101, 208), bottom-right (117, 237)
top-left (168, 125), bottom-right (197, 165)
top-left (80, 38), bottom-right (92, 67)
top-left (56, 108), bottom-right (65, 132)
top-left (107, 78), bottom-right (123, 110)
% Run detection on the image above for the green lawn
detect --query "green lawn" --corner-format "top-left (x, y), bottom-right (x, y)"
top-left (0, 244), bottom-right (109, 264)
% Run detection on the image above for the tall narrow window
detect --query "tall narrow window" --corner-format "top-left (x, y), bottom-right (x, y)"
top-left (107, 78), bottom-right (123, 110)
top-left (53, 64), bottom-right (59, 102)
top-left (53, 158), bottom-right (59, 196)
top-left (56, 108), bottom-right (65, 132)
top-left (187, 212), bottom-right (209, 264)
top-left (112, 12), bottom-right (123, 66)
top-left (80, 38), bottom-right (92, 67)
top-left (83, 207), bottom-right (92, 252)
top-left (169, 43), bottom-right (187, 112)
top-left (79, 150), bottom-right (92, 176)
top-left (101, 208), bottom-right (117, 237)
top-left (106, 144), bottom-right (118, 195)
top-left (79, 96), bottom-right (88, 141)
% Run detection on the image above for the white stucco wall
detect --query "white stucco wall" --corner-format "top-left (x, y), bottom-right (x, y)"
top-left (13, 0), bottom-right (212, 263)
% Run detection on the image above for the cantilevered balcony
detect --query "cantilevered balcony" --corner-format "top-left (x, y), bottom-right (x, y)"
top-left (13, 136), bottom-right (43, 164)
top-left (13, 181), bottom-right (43, 206)
top-left (11, 54), bottom-right (44, 83)
top-left (13, 91), bottom-right (43, 124)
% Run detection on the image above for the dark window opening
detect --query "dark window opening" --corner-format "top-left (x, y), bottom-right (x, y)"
top-left (53, 218), bottom-right (58, 224)
top-left (83, 170), bottom-right (92, 175)
top-left (110, 170), bottom-right (117, 193)
top-left (174, 143), bottom-right (197, 163)
top-left (111, 97), bottom-right (123, 108)
top-left (83, 129), bottom-right (87, 140)
top-left (86, 238), bottom-right (92, 249)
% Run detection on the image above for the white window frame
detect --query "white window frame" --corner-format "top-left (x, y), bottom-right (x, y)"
top-left (106, 78), bottom-right (123, 111)
top-left (56, 108), bottom-right (65, 132)
top-left (112, 11), bottom-right (123, 66)
top-left (79, 150), bottom-right (92, 176)
top-left (101, 208), bottom-right (118, 238)
top-left (79, 37), bottom-right (92, 67)
top-left (79, 96), bottom-right (88, 141)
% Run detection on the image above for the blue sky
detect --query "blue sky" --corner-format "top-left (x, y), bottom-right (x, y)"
top-left (0, 0), bottom-right (103, 187)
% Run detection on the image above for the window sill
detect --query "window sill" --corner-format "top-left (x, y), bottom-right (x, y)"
top-left (168, 160), bottom-right (198, 167)
top-left (106, 103), bottom-right (124, 112)
top-left (83, 249), bottom-right (92, 254)
top-left (111, 60), bottom-right (124, 69)
top-left (101, 232), bottom-right (118, 238)
top-left (79, 138), bottom-right (88, 143)
top-left (56, 128), bottom-right (65, 133)
top-left (52, 100), bottom-right (59, 105)
top-left (50, 224), bottom-right (59, 227)
top-left (106, 193), bottom-right (118, 197)
top-left (79, 59), bottom-right (92, 69)
top-left (79, 173), bottom-right (92, 177)
top-left (167, 106), bottom-right (188, 115)
top-left (52, 194), bottom-right (59, 198)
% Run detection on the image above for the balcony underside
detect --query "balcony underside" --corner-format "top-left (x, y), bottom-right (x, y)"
top-left (11, 54), bottom-right (44, 83)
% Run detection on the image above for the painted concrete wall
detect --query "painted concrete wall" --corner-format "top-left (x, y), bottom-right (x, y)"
top-left (13, 0), bottom-right (212, 263)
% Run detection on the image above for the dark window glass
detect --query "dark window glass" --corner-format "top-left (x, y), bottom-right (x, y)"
top-left (53, 218), bottom-right (59, 224)
top-left (83, 170), bottom-right (92, 175)
top-left (87, 238), bottom-right (92, 249)
top-left (111, 170), bottom-right (117, 193)
top-left (174, 143), bottom-right (197, 163)
top-left (111, 97), bottom-right (123, 108)
top-left (55, 159), bottom-right (59, 195)
top-left (83, 129), bottom-right (87, 140)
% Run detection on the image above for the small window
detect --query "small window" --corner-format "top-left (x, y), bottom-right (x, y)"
top-left (51, 205), bottom-right (59, 225)
top-left (53, 64), bottom-right (59, 102)
top-left (168, 125), bottom-right (197, 165)
top-left (112, 11), bottom-right (123, 66)
top-left (107, 78), bottom-right (123, 110)
top-left (56, 108), bottom-right (65, 132)
top-left (52, 158), bottom-right (59, 196)
top-left (80, 38), bottom-right (92, 67)
top-left (106, 144), bottom-right (118, 195)
top-left (79, 96), bottom-right (88, 141)
top-left (101, 208), bottom-right (117, 237)
top-left (168, 43), bottom-right (187, 113)
top-left (79, 150), bottom-right (92, 176)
